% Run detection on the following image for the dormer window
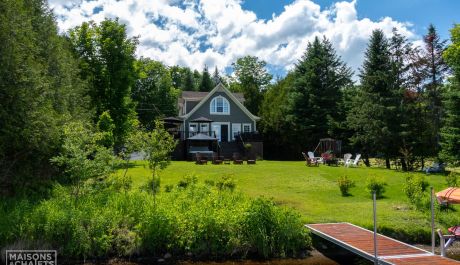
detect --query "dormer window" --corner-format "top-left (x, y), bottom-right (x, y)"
top-left (210, 96), bottom-right (230, 114)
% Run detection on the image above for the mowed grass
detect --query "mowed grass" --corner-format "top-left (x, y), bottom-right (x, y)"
top-left (115, 160), bottom-right (459, 242)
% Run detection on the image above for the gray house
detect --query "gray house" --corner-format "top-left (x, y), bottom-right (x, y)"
top-left (169, 83), bottom-right (262, 160)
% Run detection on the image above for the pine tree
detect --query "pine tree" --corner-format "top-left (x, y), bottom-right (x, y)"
top-left (212, 66), bottom-right (222, 85)
top-left (287, 36), bottom-right (352, 153)
top-left (440, 24), bottom-right (460, 165)
top-left (420, 24), bottom-right (449, 155)
top-left (347, 30), bottom-right (398, 168)
top-left (182, 68), bottom-right (195, 91)
top-left (199, 65), bottom-right (214, 92)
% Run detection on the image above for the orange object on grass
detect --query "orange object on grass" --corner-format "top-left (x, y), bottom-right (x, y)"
top-left (436, 187), bottom-right (460, 205)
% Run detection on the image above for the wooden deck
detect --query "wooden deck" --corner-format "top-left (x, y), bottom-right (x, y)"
top-left (306, 223), bottom-right (460, 265)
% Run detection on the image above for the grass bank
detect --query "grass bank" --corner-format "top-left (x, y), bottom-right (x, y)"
top-left (116, 160), bottom-right (460, 243)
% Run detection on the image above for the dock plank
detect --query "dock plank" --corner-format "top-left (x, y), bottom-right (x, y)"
top-left (306, 223), bottom-right (460, 265)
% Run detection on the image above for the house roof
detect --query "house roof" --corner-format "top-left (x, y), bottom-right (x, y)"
top-left (180, 83), bottom-right (260, 121)
top-left (191, 116), bottom-right (213, 123)
top-left (181, 91), bottom-right (245, 103)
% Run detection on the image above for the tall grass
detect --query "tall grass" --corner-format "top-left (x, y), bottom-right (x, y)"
top-left (0, 179), bottom-right (310, 260)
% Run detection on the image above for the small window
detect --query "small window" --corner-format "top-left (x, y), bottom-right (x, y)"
top-left (189, 123), bottom-right (198, 137)
top-left (200, 123), bottom-right (209, 133)
top-left (243, 123), bottom-right (251, 133)
top-left (210, 96), bottom-right (230, 114)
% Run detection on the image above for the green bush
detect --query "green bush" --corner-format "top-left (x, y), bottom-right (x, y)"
top-left (365, 176), bottom-right (387, 199)
top-left (403, 175), bottom-right (430, 210)
top-left (216, 175), bottom-right (236, 191)
top-left (446, 172), bottom-right (458, 187)
top-left (1, 181), bottom-right (310, 260)
top-left (337, 176), bottom-right (355, 196)
top-left (177, 174), bottom-right (198, 189)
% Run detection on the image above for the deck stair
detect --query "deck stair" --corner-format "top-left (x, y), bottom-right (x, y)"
top-left (306, 223), bottom-right (460, 265)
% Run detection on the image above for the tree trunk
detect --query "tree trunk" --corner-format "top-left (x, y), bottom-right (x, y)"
top-left (385, 158), bottom-right (391, 169)
top-left (400, 158), bottom-right (407, 171)
top-left (364, 153), bottom-right (370, 167)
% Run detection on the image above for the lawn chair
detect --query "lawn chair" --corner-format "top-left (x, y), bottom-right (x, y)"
top-left (212, 152), bottom-right (223, 165)
top-left (233, 152), bottom-right (243, 165)
top-left (345, 154), bottom-right (361, 167)
top-left (342, 153), bottom-right (352, 166)
top-left (437, 226), bottom-right (460, 257)
top-left (308, 151), bottom-right (321, 164)
top-left (424, 162), bottom-right (445, 174)
top-left (195, 152), bottom-right (207, 165)
top-left (247, 154), bottom-right (256, 165)
top-left (302, 152), bottom-right (319, 166)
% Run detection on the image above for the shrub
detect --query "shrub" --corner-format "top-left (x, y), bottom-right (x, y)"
top-left (240, 198), bottom-right (310, 258)
top-left (403, 175), bottom-right (429, 208)
top-left (365, 176), bottom-right (387, 199)
top-left (216, 175), bottom-right (236, 191)
top-left (164, 185), bottom-right (173, 192)
top-left (5, 182), bottom-right (311, 259)
top-left (446, 172), bottom-right (458, 187)
top-left (337, 176), bottom-right (355, 196)
top-left (177, 174), bottom-right (198, 189)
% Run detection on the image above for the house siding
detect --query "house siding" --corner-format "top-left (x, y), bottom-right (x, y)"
top-left (185, 92), bottom-right (254, 127)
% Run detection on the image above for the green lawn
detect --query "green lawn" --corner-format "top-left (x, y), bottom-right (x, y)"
top-left (115, 160), bottom-right (459, 242)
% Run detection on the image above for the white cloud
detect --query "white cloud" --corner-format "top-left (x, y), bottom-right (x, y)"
top-left (48, 0), bottom-right (419, 77)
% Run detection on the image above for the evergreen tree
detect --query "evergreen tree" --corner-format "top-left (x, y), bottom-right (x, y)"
top-left (440, 24), bottom-right (460, 165)
top-left (232, 56), bottom-right (272, 115)
top-left (212, 66), bottom-right (222, 85)
top-left (69, 19), bottom-right (138, 149)
top-left (181, 68), bottom-right (195, 91)
top-left (419, 24), bottom-right (449, 155)
top-left (347, 30), bottom-right (399, 168)
top-left (0, 0), bottom-right (88, 191)
top-left (193, 70), bottom-right (202, 91)
top-left (287, 37), bottom-right (352, 154)
top-left (199, 65), bottom-right (214, 92)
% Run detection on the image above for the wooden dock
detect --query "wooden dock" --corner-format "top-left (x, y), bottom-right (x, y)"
top-left (306, 223), bottom-right (460, 265)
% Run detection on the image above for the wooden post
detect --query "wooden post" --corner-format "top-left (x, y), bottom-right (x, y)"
top-left (431, 187), bottom-right (435, 254)
top-left (373, 191), bottom-right (378, 265)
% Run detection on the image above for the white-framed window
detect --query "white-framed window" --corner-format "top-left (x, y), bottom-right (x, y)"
top-left (232, 123), bottom-right (241, 140)
top-left (200, 123), bottom-right (209, 133)
top-left (243, 123), bottom-right (251, 133)
top-left (210, 96), bottom-right (230, 114)
top-left (189, 122), bottom-right (198, 137)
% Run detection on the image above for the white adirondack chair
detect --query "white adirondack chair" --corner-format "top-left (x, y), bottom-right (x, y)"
top-left (346, 154), bottom-right (361, 167)
top-left (343, 153), bottom-right (352, 165)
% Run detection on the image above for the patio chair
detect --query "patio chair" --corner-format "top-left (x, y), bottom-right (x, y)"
top-left (195, 152), bottom-right (207, 165)
top-left (345, 154), bottom-right (361, 167)
top-left (302, 152), bottom-right (319, 166)
top-left (308, 151), bottom-right (321, 164)
top-left (212, 152), bottom-right (223, 165)
top-left (342, 153), bottom-right (352, 165)
top-left (247, 154), bottom-right (256, 165)
top-left (437, 226), bottom-right (460, 257)
top-left (423, 162), bottom-right (445, 174)
top-left (233, 152), bottom-right (243, 165)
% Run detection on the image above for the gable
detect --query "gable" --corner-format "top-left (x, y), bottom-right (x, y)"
top-left (179, 83), bottom-right (259, 121)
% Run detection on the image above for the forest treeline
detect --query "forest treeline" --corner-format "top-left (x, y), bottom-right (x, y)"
top-left (1, 0), bottom-right (459, 193)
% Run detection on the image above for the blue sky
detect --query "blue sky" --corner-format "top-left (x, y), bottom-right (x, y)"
top-left (242, 0), bottom-right (459, 40)
top-left (48, 0), bottom-right (459, 78)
